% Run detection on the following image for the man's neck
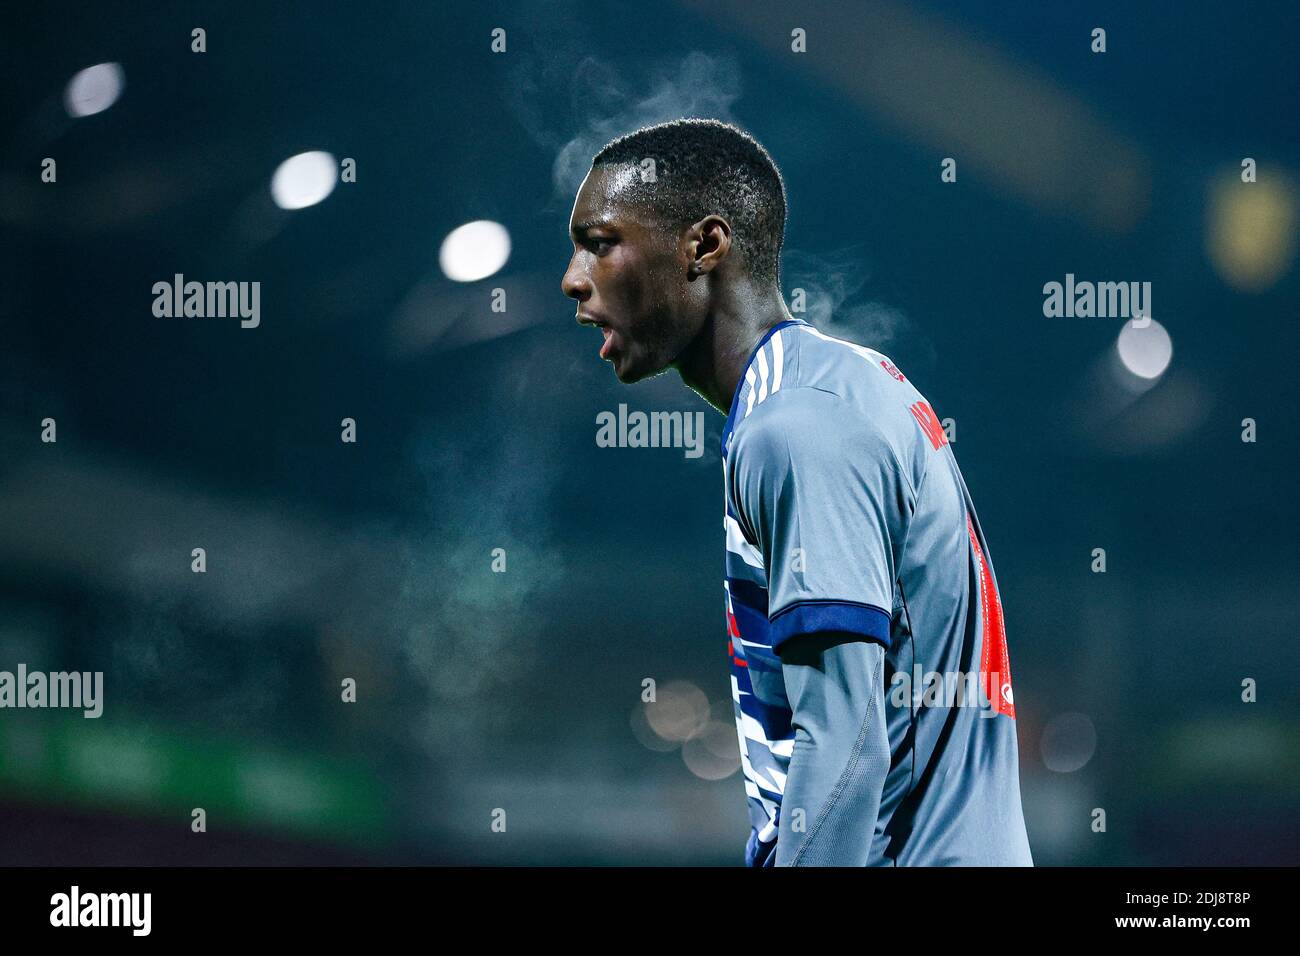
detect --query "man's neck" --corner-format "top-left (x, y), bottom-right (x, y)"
top-left (673, 284), bottom-right (794, 413)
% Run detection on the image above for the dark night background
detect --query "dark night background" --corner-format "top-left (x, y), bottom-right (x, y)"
top-left (0, 0), bottom-right (1296, 864)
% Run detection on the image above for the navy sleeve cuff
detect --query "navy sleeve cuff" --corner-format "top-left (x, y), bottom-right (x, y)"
top-left (767, 600), bottom-right (892, 652)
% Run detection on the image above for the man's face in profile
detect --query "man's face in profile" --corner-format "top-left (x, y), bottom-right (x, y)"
top-left (562, 164), bottom-right (698, 383)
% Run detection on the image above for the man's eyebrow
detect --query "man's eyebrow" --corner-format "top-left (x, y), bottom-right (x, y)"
top-left (570, 218), bottom-right (614, 236)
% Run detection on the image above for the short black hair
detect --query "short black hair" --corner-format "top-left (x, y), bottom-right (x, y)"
top-left (592, 118), bottom-right (787, 285)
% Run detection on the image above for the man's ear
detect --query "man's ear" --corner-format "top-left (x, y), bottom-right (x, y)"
top-left (688, 214), bottom-right (732, 275)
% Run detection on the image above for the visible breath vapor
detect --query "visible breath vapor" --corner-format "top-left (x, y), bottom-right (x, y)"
top-left (393, 343), bottom-right (577, 752)
top-left (508, 49), bottom-right (744, 203)
top-left (782, 245), bottom-right (933, 368)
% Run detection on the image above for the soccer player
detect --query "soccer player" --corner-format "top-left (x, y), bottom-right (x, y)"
top-left (562, 118), bottom-right (1033, 866)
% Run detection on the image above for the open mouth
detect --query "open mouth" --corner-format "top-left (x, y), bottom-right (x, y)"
top-left (578, 313), bottom-right (618, 361)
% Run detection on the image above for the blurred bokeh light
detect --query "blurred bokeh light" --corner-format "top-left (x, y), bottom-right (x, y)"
top-left (1206, 172), bottom-right (1296, 292)
top-left (63, 62), bottom-right (124, 118)
top-left (270, 151), bottom-right (338, 210)
top-left (1116, 318), bottom-right (1173, 380)
top-left (1041, 713), bottom-right (1098, 774)
top-left (439, 220), bottom-right (512, 281)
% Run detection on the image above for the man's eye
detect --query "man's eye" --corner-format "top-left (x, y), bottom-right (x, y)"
top-left (589, 238), bottom-right (614, 254)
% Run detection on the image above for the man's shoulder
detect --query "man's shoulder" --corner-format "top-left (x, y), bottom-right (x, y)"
top-left (730, 383), bottom-right (893, 470)
top-left (778, 322), bottom-right (907, 391)
top-left (728, 323), bottom-right (928, 488)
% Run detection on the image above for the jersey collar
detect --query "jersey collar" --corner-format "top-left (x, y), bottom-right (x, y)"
top-left (720, 318), bottom-right (807, 457)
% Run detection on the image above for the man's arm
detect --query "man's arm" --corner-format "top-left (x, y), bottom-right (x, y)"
top-left (728, 386), bottom-right (908, 866)
top-left (775, 633), bottom-right (889, 866)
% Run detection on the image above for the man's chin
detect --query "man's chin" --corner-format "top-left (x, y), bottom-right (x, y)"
top-left (612, 354), bottom-right (668, 384)
top-left (612, 361), bottom-right (641, 383)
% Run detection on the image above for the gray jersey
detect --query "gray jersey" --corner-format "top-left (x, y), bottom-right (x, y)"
top-left (722, 318), bottom-right (1032, 866)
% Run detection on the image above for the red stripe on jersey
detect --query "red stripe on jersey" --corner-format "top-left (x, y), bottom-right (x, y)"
top-left (726, 638), bottom-right (749, 668)
top-left (967, 513), bottom-right (1016, 718)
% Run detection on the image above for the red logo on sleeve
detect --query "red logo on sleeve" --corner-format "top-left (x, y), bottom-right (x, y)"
top-left (909, 400), bottom-right (949, 451)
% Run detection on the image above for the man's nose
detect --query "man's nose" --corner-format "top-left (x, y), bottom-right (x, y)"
top-left (561, 256), bottom-right (591, 302)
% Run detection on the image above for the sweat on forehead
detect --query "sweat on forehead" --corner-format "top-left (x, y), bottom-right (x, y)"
top-left (580, 163), bottom-right (684, 233)
top-left (594, 162), bottom-right (645, 197)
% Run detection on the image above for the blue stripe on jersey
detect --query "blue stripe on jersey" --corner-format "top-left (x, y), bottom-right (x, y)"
top-left (726, 577), bottom-right (768, 635)
top-left (768, 600), bottom-right (893, 651)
